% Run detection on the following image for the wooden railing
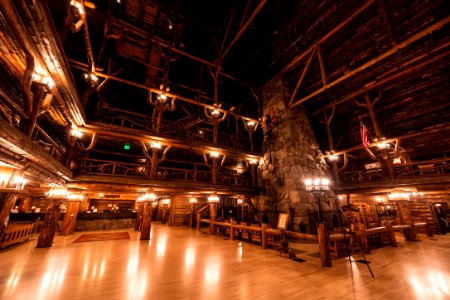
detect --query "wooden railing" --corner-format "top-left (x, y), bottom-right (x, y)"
top-left (77, 158), bottom-right (253, 186)
top-left (341, 157), bottom-right (450, 183)
top-left (102, 106), bottom-right (153, 131)
top-left (0, 223), bottom-right (36, 249)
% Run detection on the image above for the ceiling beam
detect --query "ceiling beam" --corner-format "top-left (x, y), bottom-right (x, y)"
top-left (69, 60), bottom-right (259, 122)
top-left (311, 47), bottom-right (450, 116)
top-left (290, 16), bottom-right (450, 109)
top-left (79, 122), bottom-right (261, 160)
top-left (280, 0), bottom-right (376, 75)
top-left (219, 0), bottom-right (268, 61)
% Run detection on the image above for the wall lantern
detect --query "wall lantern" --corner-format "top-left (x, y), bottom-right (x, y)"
top-left (208, 194), bottom-right (220, 203)
top-left (209, 151), bottom-right (220, 158)
top-left (304, 177), bottom-right (330, 192)
top-left (189, 197), bottom-right (198, 204)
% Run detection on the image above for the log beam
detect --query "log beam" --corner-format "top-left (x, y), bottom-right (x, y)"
top-left (290, 16), bottom-right (450, 108)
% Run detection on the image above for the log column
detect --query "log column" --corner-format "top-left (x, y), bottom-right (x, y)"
top-left (209, 202), bottom-right (217, 234)
top-left (318, 222), bottom-right (332, 267)
top-left (60, 201), bottom-right (80, 236)
top-left (37, 200), bottom-right (63, 248)
top-left (0, 193), bottom-right (17, 235)
top-left (140, 202), bottom-right (153, 240)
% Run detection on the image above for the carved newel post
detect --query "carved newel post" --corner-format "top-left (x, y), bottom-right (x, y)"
top-left (60, 192), bottom-right (83, 236)
top-left (161, 198), bottom-right (170, 224)
top-left (208, 194), bottom-right (220, 234)
top-left (37, 199), bottom-right (63, 248)
top-left (189, 197), bottom-right (197, 228)
top-left (139, 193), bottom-right (157, 241)
top-left (304, 178), bottom-right (332, 268)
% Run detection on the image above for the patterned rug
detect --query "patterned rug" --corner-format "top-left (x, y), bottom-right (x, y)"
top-left (73, 232), bottom-right (130, 243)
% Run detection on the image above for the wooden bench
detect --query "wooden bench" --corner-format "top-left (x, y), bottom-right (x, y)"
top-left (392, 222), bottom-right (432, 240)
top-left (357, 225), bottom-right (397, 253)
top-left (0, 223), bottom-right (35, 249)
top-left (328, 233), bottom-right (353, 258)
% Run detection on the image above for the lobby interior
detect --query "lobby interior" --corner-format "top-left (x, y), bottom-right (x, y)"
top-left (0, 0), bottom-right (449, 299)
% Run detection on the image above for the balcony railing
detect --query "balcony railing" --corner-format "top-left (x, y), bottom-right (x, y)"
top-left (341, 157), bottom-right (450, 183)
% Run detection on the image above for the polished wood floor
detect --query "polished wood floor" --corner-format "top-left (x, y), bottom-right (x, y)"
top-left (1, 224), bottom-right (449, 300)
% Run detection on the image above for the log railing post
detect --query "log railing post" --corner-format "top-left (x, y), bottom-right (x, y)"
top-left (37, 200), bottom-right (63, 248)
top-left (140, 202), bottom-right (153, 240)
top-left (318, 222), bottom-right (332, 267)
top-left (261, 223), bottom-right (268, 248)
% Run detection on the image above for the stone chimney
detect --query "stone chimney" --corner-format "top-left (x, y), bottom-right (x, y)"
top-left (256, 76), bottom-right (335, 232)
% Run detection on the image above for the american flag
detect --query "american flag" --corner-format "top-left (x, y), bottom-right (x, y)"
top-left (360, 122), bottom-right (370, 147)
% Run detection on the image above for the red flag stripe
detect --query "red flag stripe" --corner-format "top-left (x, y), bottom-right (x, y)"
top-left (360, 123), bottom-right (370, 147)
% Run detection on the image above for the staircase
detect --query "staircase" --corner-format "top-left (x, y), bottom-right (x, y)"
top-left (184, 202), bottom-right (210, 227)
top-left (162, 114), bottom-right (204, 134)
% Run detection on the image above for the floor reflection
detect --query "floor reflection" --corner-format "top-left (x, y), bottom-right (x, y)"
top-left (409, 269), bottom-right (450, 299)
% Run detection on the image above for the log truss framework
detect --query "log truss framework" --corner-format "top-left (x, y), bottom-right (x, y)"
top-left (0, 0), bottom-right (264, 201)
top-left (278, 0), bottom-right (450, 191)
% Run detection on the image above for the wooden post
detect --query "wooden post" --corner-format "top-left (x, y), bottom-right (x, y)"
top-left (19, 196), bottom-right (32, 212)
top-left (37, 200), bottom-right (63, 248)
top-left (318, 222), bottom-right (332, 267)
top-left (189, 203), bottom-right (195, 228)
top-left (230, 219), bottom-right (237, 240)
top-left (395, 201), bottom-right (417, 240)
top-left (150, 149), bottom-right (159, 179)
top-left (140, 202), bottom-right (153, 240)
top-left (161, 205), bottom-right (167, 224)
top-left (209, 202), bottom-right (217, 234)
top-left (135, 203), bottom-right (144, 231)
top-left (0, 193), bottom-right (17, 235)
top-left (60, 201), bottom-right (80, 236)
top-left (196, 212), bottom-right (201, 230)
top-left (261, 223), bottom-right (268, 248)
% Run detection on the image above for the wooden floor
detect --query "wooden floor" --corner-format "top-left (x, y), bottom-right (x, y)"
top-left (1, 224), bottom-right (449, 300)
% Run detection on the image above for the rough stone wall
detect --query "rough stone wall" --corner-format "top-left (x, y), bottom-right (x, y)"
top-left (257, 76), bottom-right (334, 232)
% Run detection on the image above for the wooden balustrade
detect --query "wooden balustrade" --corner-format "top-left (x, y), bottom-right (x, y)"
top-left (0, 223), bottom-right (36, 249)
top-left (341, 157), bottom-right (450, 183)
top-left (77, 158), bottom-right (253, 186)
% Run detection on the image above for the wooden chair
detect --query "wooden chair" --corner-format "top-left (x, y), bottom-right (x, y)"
top-left (250, 229), bottom-right (262, 245)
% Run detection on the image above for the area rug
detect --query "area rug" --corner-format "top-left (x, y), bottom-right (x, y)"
top-left (73, 232), bottom-right (130, 243)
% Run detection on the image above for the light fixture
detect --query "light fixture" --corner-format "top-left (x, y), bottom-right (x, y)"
top-left (32, 73), bottom-right (55, 89)
top-left (304, 177), bottom-right (329, 191)
top-left (161, 198), bottom-right (170, 205)
top-left (0, 166), bottom-right (15, 188)
top-left (328, 154), bottom-right (339, 161)
top-left (70, 0), bottom-right (84, 15)
top-left (209, 151), bottom-right (220, 158)
top-left (376, 138), bottom-right (390, 149)
top-left (248, 158), bottom-right (258, 165)
top-left (211, 109), bottom-right (220, 116)
top-left (150, 142), bottom-right (162, 149)
top-left (67, 193), bottom-right (84, 201)
top-left (71, 128), bottom-right (83, 138)
top-left (388, 192), bottom-right (410, 200)
top-left (189, 197), bottom-right (197, 204)
top-left (237, 198), bottom-right (244, 205)
top-left (157, 93), bottom-right (167, 101)
top-left (393, 157), bottom-right (402, 164)
top-left (48, 187), bottom-right (68, 198)
top-left (208, 194), bottom-right (220, 203)
top-left (11, 176), bottom-right (27, 190)
top-left (247, 120), bottom-right (256, 128)
top-left (138, 192), bottom-right (157, 202)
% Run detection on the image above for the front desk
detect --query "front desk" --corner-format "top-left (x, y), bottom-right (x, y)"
top-left (75, 212), bottom-right (137, 231)
top-left (9, 212), bottom-right (137, 232)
